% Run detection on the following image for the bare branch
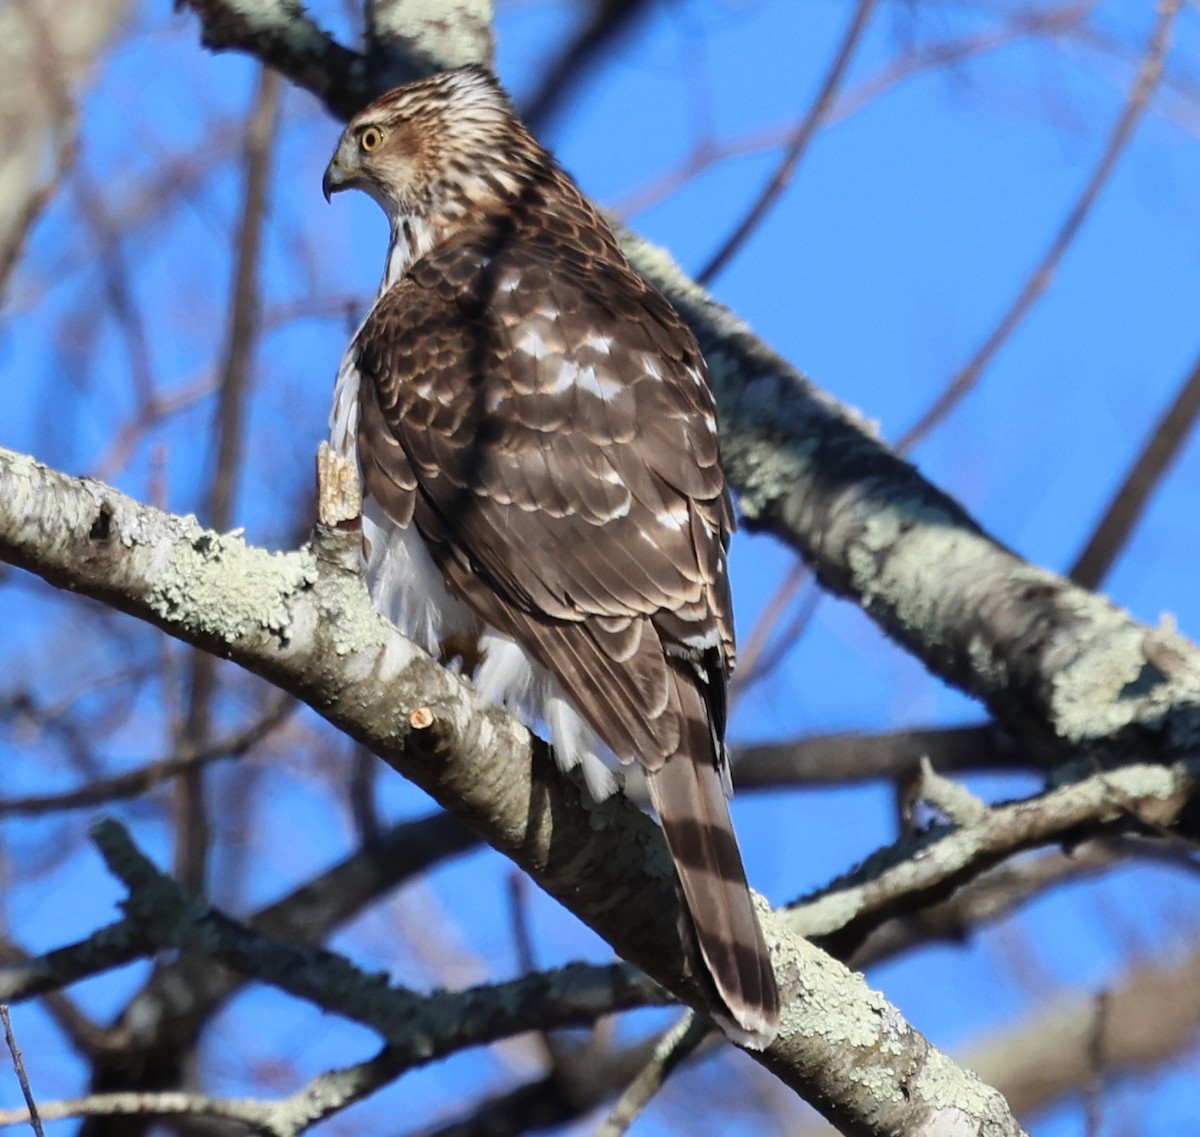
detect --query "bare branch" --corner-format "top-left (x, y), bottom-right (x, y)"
top-left (176, 0), bottom-right (494, 117)
top-left (896, 0), bottom-right (1181, 451)
top-left (0, 0), bottom-right (133, 299)
top-left (175, 0), bottom-right (368, 119)
top-left (1070, 344), bottom-right (1200, 589)
top-left (730, 723), bottom-right (1052, 791)
top-left (422, 836), bottom-right (1182, 1137)
top-left (95, 816), bottom-right (669, 1052)
top-left (0, 1005), bottom-right (45, 1137)
top-left (625, 217), bottom-right (1200, 761)
top-left (593, 1014), bottom-right (710, 1137)
top-left (171, 62), bottom-right (283, 902)
top-left (523, 0), bottom-right (655, 135)
top-left (0, 696), bottom-right (293, 818)
top-left (850, 839), bottom-right (1156, 967)
top-left (0, 809), bottom-right (478, 1064)
top-left (968, 938), bottom-right (1200, 1118)
top-left (794, 760), bottom-right (1200, 959)
top-left (697, 0), bottom-right (878, 285)
top-left (0, 922), bottom-right (151, 1006)
top-left (0, 1090), bottom-right (273, 1134)
top-left (613, 4), bottom-right (1094, 220)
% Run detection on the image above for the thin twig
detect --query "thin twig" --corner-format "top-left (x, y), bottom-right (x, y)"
top-left (731, 567), bottom-right (821, 701)
top-left (741, 0), bottom-right (1178, 691)
top-left (0, 695), bottom-right (293, 818)
top-left (0, 1006), bottom-right (45, 1137)
top-left (615, 2), bottom-right (1092, 220)
top-left (592, 1013), bottom-right (711, 1137)
top-left (694, 0), bottom-right (877, 690)
top-left (1083, 990), bottom-right (1110, 1137)
top-left (697, 0), bottom-right (877, 285)
top-left (1069, 346), bottom-right (1200, 589)
top-left (0, 1090), bottom-right (270, 1134)
top-left (896, 0), bottom-right (1181, 452)
top-left (71, 168), bottom-right (157, 407)
top-left (507, 874), bottom-right (538, 976)
top-left (523, 0), bottom-right (655, 135)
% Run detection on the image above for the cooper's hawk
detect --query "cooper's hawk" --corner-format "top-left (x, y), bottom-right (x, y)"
top-left (323, 65), bottom-right (779, 1048)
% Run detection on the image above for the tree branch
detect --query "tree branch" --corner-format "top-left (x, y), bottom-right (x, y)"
top-left (0, 922), bottom-right (151, 1007)
top-left (94, 816), bottom-right (668, 1051)
top-left (792, 760), bottom-right (1199, 960)
top-left (968, 938), bottom-right (1200, 1119)
top-left (0, 448), bottom-right (1025, 1135)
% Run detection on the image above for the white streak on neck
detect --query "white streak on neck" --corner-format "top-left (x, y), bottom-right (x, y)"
top-left (381, 213), bottom-right (440, 293)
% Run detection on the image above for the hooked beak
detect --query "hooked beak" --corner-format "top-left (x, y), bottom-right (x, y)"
top-left (322, 153), bottom-right (348, 203)
top-left (323, 138), bottom-right (361, 203)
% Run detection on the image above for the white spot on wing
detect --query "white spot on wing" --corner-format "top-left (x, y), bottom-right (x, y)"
top-left (515, 328), bottom-right (548, 359)
top-left (573, 363), bottom-right (622, 402)
top-left (655, 503), bottom-right (689, 531)
top-left (549, 359), bottom-right (579, 393)
top-left (641, 354), bottom-right (664, 381)
top-left (674, 627), bottom-right (721, 651)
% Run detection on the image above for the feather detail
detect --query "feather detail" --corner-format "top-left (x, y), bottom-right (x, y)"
top-left (644, 667), bottom-right (779, 1049)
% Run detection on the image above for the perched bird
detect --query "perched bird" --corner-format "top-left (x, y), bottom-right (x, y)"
top-left (323, 65), bottom-right (778, 1047)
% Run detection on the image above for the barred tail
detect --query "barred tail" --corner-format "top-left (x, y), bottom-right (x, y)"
top-left (645, 734), bottom-right (779, 1049)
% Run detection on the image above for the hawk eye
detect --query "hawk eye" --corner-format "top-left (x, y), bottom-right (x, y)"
top-left (359, 126), bottom-right (384, 153)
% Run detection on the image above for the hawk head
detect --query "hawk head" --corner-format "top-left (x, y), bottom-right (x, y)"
top-left (322, 66), bottom-right (534, 225)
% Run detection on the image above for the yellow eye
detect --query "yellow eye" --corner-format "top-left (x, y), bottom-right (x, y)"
top-left (359, 126), bottom-right (384, 152)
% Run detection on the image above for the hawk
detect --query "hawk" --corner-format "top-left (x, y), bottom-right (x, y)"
top-left (322, 65), bottom-right (779, 1047)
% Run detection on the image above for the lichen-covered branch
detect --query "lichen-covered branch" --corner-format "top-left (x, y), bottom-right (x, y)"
top-left (94, 816), bottom-right (668, 1056)
top-left (788, 762), bottom-right (1200, 959)
top-left (177, 0), bottom-right (368, 118)
top-left (0, 920), bottom-right (152, 1005)
top-left (0, 448), bottom-right (1026, 1134)
top-left (365, 0), bottom-right (494, 81)
top-left (176, 0), bottom-right (493, 117)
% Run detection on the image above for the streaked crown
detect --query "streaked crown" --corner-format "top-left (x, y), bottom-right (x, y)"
top-left (323, 66), bottom-right (542, 225)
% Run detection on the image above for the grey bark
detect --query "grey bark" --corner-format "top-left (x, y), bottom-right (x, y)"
top-left (0, 445), bottom-right (1025, 1137)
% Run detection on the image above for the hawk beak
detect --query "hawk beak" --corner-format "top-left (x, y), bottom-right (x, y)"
top-left (324, 142), bottom-right (359, 202)
top-left (322, 156), bottom-right (346, 203)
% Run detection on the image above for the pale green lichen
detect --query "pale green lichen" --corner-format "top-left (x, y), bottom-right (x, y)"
top-left (147, 521), bottom-right (317, 644)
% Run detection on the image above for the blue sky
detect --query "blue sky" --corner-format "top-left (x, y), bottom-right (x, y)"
top-left (3, 0), bottom-right (1200, 1133)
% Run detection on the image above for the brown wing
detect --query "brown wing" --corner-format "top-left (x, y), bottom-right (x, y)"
top-left (354, 230), bottom-right (778, 1043)
top-left (354, 232), bottom-right (734, 767)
